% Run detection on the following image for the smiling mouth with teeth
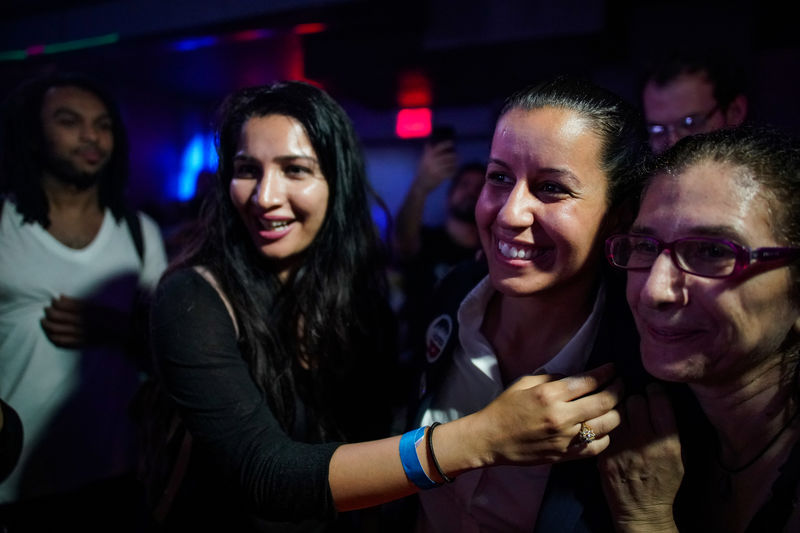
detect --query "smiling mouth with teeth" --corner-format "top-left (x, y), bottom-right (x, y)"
top-left (261, 220), bottom-right (291, 230)
top-left (498, 240), bottom-right (534, 260)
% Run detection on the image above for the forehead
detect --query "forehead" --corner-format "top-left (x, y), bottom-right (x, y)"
top-left (643, 72), bottom-right (716, 122)
top-left (636, 161), bottom-right (775, 242)
top-left (41, 85), bottom-right (109, 118)
top-left (237, 114), bottom-right (315, 154)
top-left (492, 107), bottom-right (602, 166)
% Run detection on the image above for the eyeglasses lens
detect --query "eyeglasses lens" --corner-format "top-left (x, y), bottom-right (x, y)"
top-left (674, 239), bottom-right (737, 276)
top-left (610, 236), bottom-right (657, 268)
top-left (610, 236), bottom-right (738, 277)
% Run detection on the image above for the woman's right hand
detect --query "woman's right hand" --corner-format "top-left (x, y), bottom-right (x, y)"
top-left (433, 362), bottom-right (624, 473)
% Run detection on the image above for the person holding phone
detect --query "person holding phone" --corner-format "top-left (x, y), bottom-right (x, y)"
top-left (393, 125), bottom-right (483, 265)
top-left (393, 125), bottom-right (486, 366)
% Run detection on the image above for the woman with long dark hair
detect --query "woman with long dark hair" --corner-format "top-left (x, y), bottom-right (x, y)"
top-left (150, 81), bottom-right (626, 531)
top-left (150, 80), bottom-right (398, 531)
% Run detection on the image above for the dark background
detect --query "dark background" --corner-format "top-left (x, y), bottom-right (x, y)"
top-left (2, 0), bottom-right (798, 230)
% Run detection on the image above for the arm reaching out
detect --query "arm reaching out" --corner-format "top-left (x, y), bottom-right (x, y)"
top-left (330, 362), bottom-right (623, 510)
top-left (155, 270), bottom-right (625, 518)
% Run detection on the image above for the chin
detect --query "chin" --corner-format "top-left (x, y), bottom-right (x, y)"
top-left (488, 267), bottom-right (554, 297)
top-left (46, 156), bottom-right (107, 188)
top-left (491, 279), bottom-right (537, 298)
top-left (641, 348), bottom-right (706, 384)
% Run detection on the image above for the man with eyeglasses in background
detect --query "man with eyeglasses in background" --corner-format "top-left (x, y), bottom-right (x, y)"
top-left (640, 48), bottom-right (749, 153)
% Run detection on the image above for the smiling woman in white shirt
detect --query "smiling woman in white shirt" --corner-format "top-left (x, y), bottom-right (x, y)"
top-left (409, 75), bottom-right (652, 533)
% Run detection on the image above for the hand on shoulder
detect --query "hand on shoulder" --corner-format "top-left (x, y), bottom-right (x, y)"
top-left (435, 363), bottom-right (624, 474)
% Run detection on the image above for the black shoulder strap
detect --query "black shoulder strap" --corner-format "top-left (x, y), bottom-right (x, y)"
top-left (125, 210), bottom-right (145, 265)
top-left (0, 398), bottom-right (23, 483)
top-left (406, 258), bottom-right (488, 428)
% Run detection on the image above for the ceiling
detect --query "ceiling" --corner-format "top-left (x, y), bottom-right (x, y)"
top-left (2, 0), bottom-right (798, 216)
top-left (0, 0), bottom-right (106, 19)
top-left (0, 1), bottom-right (797, 115)
top-left (0, 0), bottom-right (642, 111)
top-left (0, 4), bottom-right (618, 139)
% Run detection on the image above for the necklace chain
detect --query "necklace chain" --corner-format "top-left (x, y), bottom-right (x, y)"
top-left (717, 408), bottom-right (800, 474)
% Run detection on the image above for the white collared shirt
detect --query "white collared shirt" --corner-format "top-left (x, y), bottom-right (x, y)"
top-left (417, 276), bottom-right (605, 532)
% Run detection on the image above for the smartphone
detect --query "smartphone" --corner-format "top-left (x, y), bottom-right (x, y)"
top-left (429, 125), bottom-right (455, 146)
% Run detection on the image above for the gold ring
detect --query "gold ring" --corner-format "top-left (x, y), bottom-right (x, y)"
top-left (577, 422), bottom-right (596, 444)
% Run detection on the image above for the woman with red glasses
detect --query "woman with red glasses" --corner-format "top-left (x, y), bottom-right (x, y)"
top-left (600, 125), bottom-right (800, 533)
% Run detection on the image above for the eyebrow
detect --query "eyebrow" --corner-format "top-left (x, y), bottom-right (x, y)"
top-left (52, 107), bottom-right (111, 122)
top-left (487, 157), bottom-right (510, 169)
top-left (233, 154), bottom-right (318, 165)
top-left (646, 109), bottom-right (707, 124)
top-left (540, 167), bottom-right (580, 186)
top-left (487, 158), bottom-right (579, 183)
top-left (630, 224), bottom-right (746, 242)
top-left (53, 108), bottom-right (79, 117)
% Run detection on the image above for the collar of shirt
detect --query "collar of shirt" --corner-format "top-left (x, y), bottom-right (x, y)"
top-left (456, 275), bottom-right (607, 388)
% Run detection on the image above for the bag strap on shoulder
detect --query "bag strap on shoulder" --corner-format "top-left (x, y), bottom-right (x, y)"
top-left (124, 210), bottom-right (144, 265)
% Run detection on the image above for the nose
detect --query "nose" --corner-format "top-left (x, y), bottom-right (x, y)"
top-left (495, 180), bottom-right (535, 228)
top-left (637, 251), bottom-right (688, 309)
top-left (252, 169), bottom-right (285, 209)
top-left (666, 128), bottom-right (685, 151)
top-left (79, 123), bottom-right (100, 143)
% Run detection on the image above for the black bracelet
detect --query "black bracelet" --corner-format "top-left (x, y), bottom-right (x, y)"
top-left (427, 422), bottom-right (455, 483)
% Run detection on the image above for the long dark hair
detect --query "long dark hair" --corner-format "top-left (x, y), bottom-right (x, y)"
top-left (0, 72), bottom-right (130, 226)
top-left (173, 81), bottom-right (396, 441)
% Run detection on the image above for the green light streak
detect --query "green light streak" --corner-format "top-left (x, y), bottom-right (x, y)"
top-left (44, 33), bottom-right (119, 53)
top-left (0, 50), bottom-right (27, 61)
top-left (0, 33), bottom-right (120, 62)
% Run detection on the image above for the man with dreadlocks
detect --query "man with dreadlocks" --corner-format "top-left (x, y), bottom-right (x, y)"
top-left (0, 72), bottom-right (167, 531)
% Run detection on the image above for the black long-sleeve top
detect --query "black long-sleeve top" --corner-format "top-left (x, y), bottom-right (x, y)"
top-left (150, 268), bottom-right (342, 531)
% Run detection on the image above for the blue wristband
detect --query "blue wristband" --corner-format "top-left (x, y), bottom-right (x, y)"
top-left (399, 426), bottom-right (440, 490)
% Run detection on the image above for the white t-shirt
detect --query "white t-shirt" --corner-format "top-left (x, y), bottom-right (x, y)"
top-left (417, 276), bottom-right (605, 533)
top-left (0, 200), bottom-right (167, 502)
